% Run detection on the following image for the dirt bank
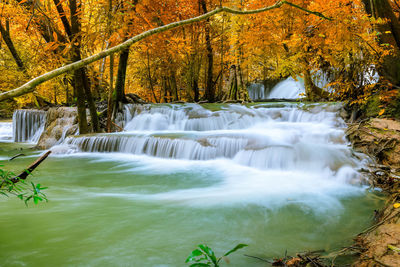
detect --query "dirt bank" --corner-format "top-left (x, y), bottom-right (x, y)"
top-left (347, 118), bottom-right (400, 267)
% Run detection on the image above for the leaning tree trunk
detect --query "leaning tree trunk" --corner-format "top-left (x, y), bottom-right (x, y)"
top-left (0, 21), bottom-right (27, 73)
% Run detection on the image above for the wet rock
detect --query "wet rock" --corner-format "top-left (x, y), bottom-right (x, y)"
top-left (37, 107), bottom-right (78, 149)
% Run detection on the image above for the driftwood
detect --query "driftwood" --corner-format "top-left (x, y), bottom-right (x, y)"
top-left (10, 151), bottom-right (51, 183)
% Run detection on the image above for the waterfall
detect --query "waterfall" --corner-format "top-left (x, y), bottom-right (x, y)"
top-left (247, 77), bottom-right (306, 100)
top-left (60, 103), bottom-right (364, 179)
top-left (0, 122), bottom-right (13, 142)
top-left (13, 109), bottom-right (46, 143)
top-left (247, 83), bottom-right (267, 100)
top-left (267, 77), bottom-right (306, 99)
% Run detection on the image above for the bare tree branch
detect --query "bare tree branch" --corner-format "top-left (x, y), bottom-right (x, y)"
top-left (0, 0), bottom-right (331, 102)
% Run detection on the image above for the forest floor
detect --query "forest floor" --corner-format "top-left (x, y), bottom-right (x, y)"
top-left (347, 118), bottom-right (400, 267)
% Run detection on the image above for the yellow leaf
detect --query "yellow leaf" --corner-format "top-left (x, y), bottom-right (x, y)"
top-left (393, 203), bottom-right (400, 209)
top-left (379, 109), bottom-right (385, 116)
top-left (53, 32), bottom-right (58, 42)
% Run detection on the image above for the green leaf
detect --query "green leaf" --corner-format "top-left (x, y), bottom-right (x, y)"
top-left (198, 245), bottom-right (217, 264)
top-left (189, 263), bottom-right (210, 267)
top-left (223, 244), bottom-right (248, 257)
top-left (186, 249), bottom-right (205, 263)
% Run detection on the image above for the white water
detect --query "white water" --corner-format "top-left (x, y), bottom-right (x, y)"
top-left (248, 68), bottom-right (380, 101)
top-left (56, 103), bottom-right (369, 209)
top-left (13, 109), bottom-right (46, 143)
top-left (0, 121), bottom-right (13, 142)
top-left (247, 77), bottom-right (306, 100)
top-left (268, 77), bottom-right (306, 99)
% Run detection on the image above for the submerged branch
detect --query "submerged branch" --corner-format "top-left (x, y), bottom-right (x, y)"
top-left (10, 151), bottom-right (51, 183)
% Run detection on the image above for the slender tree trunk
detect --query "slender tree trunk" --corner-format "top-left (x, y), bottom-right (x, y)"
top-left (0, 21), bottom-right (26, 73)
top-left (70, 0), bottom-right (88, 134)
top-left (114, 49), bottom-right (129, 104)
top-left (200, 0), bottom-right (215, 102)
top-left (106, 0), bottom-right (114, 132)
top-left (146, 50), bottom-right (158, 103)
top-left (70, 0), bottom-right (100, 133)
top-left (83, 69), bottom-right (99, 132)
top-left (106, 55), bottom-right (114, 132)
top-left (169, 70), bottom-right (179, 101)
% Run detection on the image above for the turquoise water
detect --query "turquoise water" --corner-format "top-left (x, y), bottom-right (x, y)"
top-left (0, 103), bottom-right (383, 266)
top-left (0, 145), bottom-right (381, 266)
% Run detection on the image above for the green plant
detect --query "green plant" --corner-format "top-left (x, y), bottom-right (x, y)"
top-left (185, 243), bottom-right (248, 267)
top-left (0, 167), bottom-right (48, 205)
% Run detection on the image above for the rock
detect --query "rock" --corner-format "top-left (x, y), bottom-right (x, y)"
top-left (37, 107), bottom-right (78, 149)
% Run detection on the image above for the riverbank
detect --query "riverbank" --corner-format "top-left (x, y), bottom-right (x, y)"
top-left (347, 118), bottom-right (400, 266)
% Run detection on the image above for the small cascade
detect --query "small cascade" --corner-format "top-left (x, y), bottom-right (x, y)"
top-left (0, 122), bottom-right (13, 142)
top-left (267, 77), bottom-right (306, 99)
top-left (247, 80), bottom-right (281, 101)
top-left (13, 109), bottom-right (46, 143)
top-left (247, 83), bottom-right (267, 100)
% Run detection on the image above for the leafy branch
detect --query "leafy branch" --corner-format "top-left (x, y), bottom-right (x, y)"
top-left (186, 244), bottom-right (248, 267)
top-left (0, 168), bottom-right (48, 205)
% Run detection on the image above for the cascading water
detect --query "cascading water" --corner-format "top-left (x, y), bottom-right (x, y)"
top-left (0, 121), bottom-right (13, 142)
top-left (60, 103), bottom-right (367, 206)
top-left (267, 77), bottom-right (306, 99)
top-left (13, 109), bottom-right (46, 143)
top-left (247, 77), bottom-right (306, 100)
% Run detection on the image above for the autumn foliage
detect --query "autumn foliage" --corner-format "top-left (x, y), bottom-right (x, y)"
top-left (0, 0), bottom-right (398, 108)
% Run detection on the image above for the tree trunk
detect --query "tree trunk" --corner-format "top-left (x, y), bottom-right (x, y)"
top-left (200, 0), bottom-right (215, 102)
top-left (303, 68), bottom-right (328, 101)
top-left (115, 49), bottom-right (129, 105)
top-left (362, 0), bottom-right (400, 85)
top-left (0, 21), bottom-right (26, 73)
top-left (169, 70), bottom-right (179, 101)
top-left (146, 50), bottom-right (158, 103)
top-left (83, 69), bottom-right (99, 132)
top-left (70, 0), bottom-right (88, 134)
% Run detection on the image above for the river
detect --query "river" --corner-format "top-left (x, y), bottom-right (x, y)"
top-left (0, 102), bottom-right (382, 266)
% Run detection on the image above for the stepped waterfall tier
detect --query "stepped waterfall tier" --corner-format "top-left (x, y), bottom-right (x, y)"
top-left (0, 103), bottom-right (381, 266)
top-left (59, 103), bottom-right (367, 205)
top-left (12, 109), bottom-right (46, 143)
